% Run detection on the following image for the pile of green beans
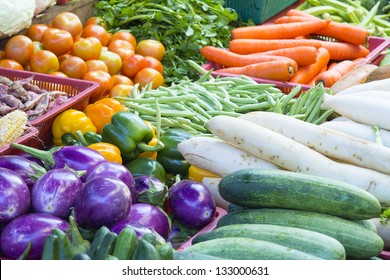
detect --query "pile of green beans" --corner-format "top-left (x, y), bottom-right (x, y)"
top-left (116, 61), bottom-right (333, 135)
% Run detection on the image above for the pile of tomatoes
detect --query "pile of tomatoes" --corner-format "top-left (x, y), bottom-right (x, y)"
top-left (0, 12), bottom-right (166, 103)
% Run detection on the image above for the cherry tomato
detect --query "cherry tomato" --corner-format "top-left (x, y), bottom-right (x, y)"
top-left (86, 59), bottom-right (109, 72)
top-left (121, 54), bottom-right (147, 78)
top-left (144, 56), bottom-right (164, 74)
top-left (81, 24), bottom-right (110, 46)
top-left (51, 12), bottom-right (83, 39)
top-left (72, 37), bottom-right (102, 61)
top-left (108, 31), bottom-right (137, 49)
top-left (111, 74), bottom-right (134, 86)
top-left (83, 70), bottom-right (113, 103)
top-left (42, 28), bottom-right (74, 57)
top-left (108, 39), bottom-right (135, 62)
top-left (0, 59), bottom-right (24, 70)
top-left (49, 71), bottom-right (68, 78)
top-left (85, 17), bottom-right (107, 29)
top-left (135, 39), bottom-right (165, 61)
top-left (25, 24), bottom-right (49, 42)
top-left (134, 67), bottom-right (164, 89)
top-left (99, 50), bottom-right (122, 75)
top-left (60, 56), bottom-right (88, 79)
top-left (109, 84), bottom-right (134, 98)
top-left (30, 50), bottom-right (60, 74)
top-left (4, 35), bottom-right (34, 66)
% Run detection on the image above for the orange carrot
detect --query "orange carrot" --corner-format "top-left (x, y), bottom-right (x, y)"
top-left (261, 46), bottom-right (318, 66)
top-left (290, 47), bottom-right (330, 84)
top-left (231, 19), bottom-right (330, 40)
top-left (317, 40), bottom-right (370, 60)
top-left (229, 39), bottom-right (323, 54)
top-left (286, 9), bottom-right (369, 45)
top-left (200, 46), bottom-right (296, 68)
top-left (308, 65), bottom-right (328, 85)
top-left (274, 15), bottom-right (313, 24)
top-left (215, 60), bottom-right (297, 81)
top-left (314, 60), bottom-right (356, 87)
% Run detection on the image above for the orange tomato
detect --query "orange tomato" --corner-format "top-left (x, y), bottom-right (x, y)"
top-left (72, 37), bottom-right (102, 61)
top-left (108, 39), bottom-right (135, 62)
top-left (42, 28), bottom-right (74, 57)
top-left (109, 84), bottom-right (134, 98)
top-left (49, 71), bottom-right (68, 77)
top-left (111, 74), bottom-right (134, 86)
top-left (4, 35), bottom-right (34, 66)
top-left (25, 24), bottom-right (49, 42)
top-left (144, 56), bottom-right (164, 74)
top-left (60, 56), bottom-right (88, 79)
top-left (81, 24), bottom-right (110, 46)
top-left (85, 59), bottom-right (109, 72)
top-left (30, 50), bottom-right (60, 74)
top-left (99, 50), bottom-right (122, 75)
top-left (83, 70), bottom-right (113, 103)
top-left (121, 54), bottom-right (147, 78)
top-left (0, 59), bottom-right (24, 70)
top-left (0, 51), bottom-right (5, 60)
top-left (108, 30), bottom-right (137, 49)
top-left (85, 17), bottom-right (107, 29)
top-left (51, 12), bottom-right (83, 39)
top-left (134, 67), bottom-right (164, 89)
top-left (135, 39), bottom-right (165, 61)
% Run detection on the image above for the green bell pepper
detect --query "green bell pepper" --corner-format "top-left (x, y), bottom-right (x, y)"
top-left (125, 157), bottom-right (166, 184)
top-left (101, 111), bottom-right (164, 163)
top-left (156, 128), bottom-right (194, 176)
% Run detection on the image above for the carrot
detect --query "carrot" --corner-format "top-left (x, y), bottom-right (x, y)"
top-left (290, 47), bottom-right (330, 84)
top-left (229, 39), bottom-right (323, 54)
top-left (274, 15), bottom-right (314, 24)
top-left (308, 65), bottom-right (328, 85)
top-left (231, 19), bottom-right (330, 40)
top-left (286, 9), bottom-right (369, 45)
top-left (315, 60), bottom-right (356, 87)
top-left (317, 40), bottom-right (370, 60)
top-left (200, 46), bottom-right (296, 68)
top-left (261, 46), bottom-right (318, 66)
top-left (215, 60), bottom-right (297, 81)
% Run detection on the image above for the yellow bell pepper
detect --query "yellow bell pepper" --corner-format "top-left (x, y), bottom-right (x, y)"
top-left (88, 142), bottom-right (122, 164)
top-left (52, 109), bottom-right (97, 146)
top-left (188, 165), bottom-right (219, 183)
top-left (138, 120), bottom-right (158, 160)
top-left (84, 97), bottom-right (128, 134)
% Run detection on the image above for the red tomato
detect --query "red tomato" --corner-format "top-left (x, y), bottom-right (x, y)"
top-left (81, 24), bottom-right (110, 46)
top-left (60, 56), bottom-right (88, 79)
top-left (42, 28), bottom-right (74, 57)
top-left (99, 50), bottom-right (122, 75)
top-left (134, 67), bottom-right (164, 89)
top-left (0, 59), bottom-right (24, 70)
top-left (51, 12), bottom-right (83, 39)
top-left (144, 56), bottom-right (164, 74)
top-left (109, 84), bottom-right (134, 98)
top-left (121, 54), bottom-right (147, 78)
top-left (135, 39), bottom-right (165, 61)
top-left (111, 74), bottom-right (134, 86)
top-left (83, 70), bottom-right (113, 103)
top-left (72, 37), bottom-right (102, 61)
top-left (30, 50), bottom-right (60, 74)
top-left (108, 39), bottom-right (135, 62)
top-left (86, 59), bottom-right (109, 72)
top-left (108, 31), bottom-right (137, 49)
top-left (25, 24), bottom-right (49, 42)
top-left (4, 35), bottom-right (34, 66)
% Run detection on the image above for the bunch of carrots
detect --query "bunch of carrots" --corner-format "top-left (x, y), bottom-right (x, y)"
top-left (201, 9), bottom-right (371, 88)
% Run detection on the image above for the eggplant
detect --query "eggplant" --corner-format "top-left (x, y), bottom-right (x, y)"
top-left (31, 169), bottom-right (83, 219)
top-left (0, 213), bottom-right (70, 260)
top-left (0, 167), bottom-right (30, 223)
top-left (168, 180), bottom-right (216, 229)
top-left (86, 162), bottom-right (137, 204)
top-left (73, 176), bottom-right (131, 230)
top-left (10, 144), bottom-right (107, 182)
top-left (134, 176), bottom-right (168, 207)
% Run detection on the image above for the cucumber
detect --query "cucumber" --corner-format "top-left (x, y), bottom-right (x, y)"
top-left (173, 251), bottom-right (226, 260)
top-left (219, 168), bottom-right (381, 220)
top-left (132, 239), bottom-right (161, 260)
top-left (93, 232), bottom-right (117, 260)
top-left (88, 226), bottom-right (111, 259)
top-left (41, 235), bottom-right (60, 260)
top-left (158, 242), bottom-right (174, 260)
top-left (112, 226), bottom-right (139, 260)
top-left (217, 208), bottom-right (384, 259)
top-left (184, 237), bottom-right (323, 260)
top-left (73, 253), bottom-right (92, 260)
top-left (192, 224), bottom-right (346, 260)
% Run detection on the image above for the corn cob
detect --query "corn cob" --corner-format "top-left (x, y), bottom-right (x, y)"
top-left (0, 110), bottom-right (28, 146)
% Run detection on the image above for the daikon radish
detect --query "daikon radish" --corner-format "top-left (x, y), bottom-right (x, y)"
top-left (335, 78), bottom-right (390, 95)
top-left (177, 136), bottom-right (280, 177)
top-left (239, 111), bottom-right (390, 175)
top-left (322, 94), bottom-right (390, 130)
top-left (201, 177), bottom-right (229, 210)
top-left (206, 115), bottom-right (390, 207)
top-left (335, 90), bottom-right (390, 99)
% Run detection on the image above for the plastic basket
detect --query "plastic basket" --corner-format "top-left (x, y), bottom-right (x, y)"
top-left (225, 0), bottom-right (298, 24)
top-left (0, 68), bottom-right (99, 149)
top-left (0, 126), bottom-right (39, 156)
top-left (379, 251), bottom-right (390, 260)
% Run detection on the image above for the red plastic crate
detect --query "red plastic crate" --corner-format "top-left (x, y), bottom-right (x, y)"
top-left (0, 126), bottom-right (39, 156)
top-left (0, 68), bottom-right (99, 149)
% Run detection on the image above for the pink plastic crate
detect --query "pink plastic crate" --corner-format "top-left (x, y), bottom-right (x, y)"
top-left (379, 251), bottom-right (390, 260)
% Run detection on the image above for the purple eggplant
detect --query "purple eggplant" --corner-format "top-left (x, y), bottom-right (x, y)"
top-left (10, 144), bottom-right (107, 182)
top-left (86, 162), bottom-right (137, 204)
top-left (0, 167), bottom-right (30, 223)
top-left (168, 180), bottom-right (216, 229)
top-left (0, 213), bottom-right (70, 260)
top-left (134, 176), bottom-right (168, 207)
top-left (19, 153), bottom-right (45, 167)
top-left (73, 176), bottom-right (131, 230)
top-left (32, 169), bottom-right (83, 219)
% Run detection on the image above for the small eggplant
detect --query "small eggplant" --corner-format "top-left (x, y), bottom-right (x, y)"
top-left (32, 168), bottom-right (83, 219)
top-left (134, 176), bottom-right (168, 208)
top-left (0, 167), bottom-right (30, 223)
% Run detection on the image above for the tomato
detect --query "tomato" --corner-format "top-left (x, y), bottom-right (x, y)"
top-left (108, 39), bottom-right (135, 62)
top-left (121, 54), bottom-right (147, 78)
top-left (109, 84), bottom-right (134, 98)
top-left (108, 31), bottom-right (137, 49)
top-left (51, 12), bottom-right (83, 39)
top-left (135, 39), bottom-right (165, 61)
top-left (85, 17), bottom-right (107, 29)
top-left (134, 67), bottom-right (164, 90)
top-left (49, 71), bottom-right (68, 78)
top-left (72, 37), bottom-right (102, 61)
top-left (0, 59), bottom-right (24, 70)
top-left (144, 56), bottom-right (164, 74)
top-left (60, 56), bottom-right (88, 79)
top-left (81, 24), bottom-right (110, 46)
top-left (0, 51), bottom-right (5, 60)
top-left (25, 24), bottom-right (49, 42)
top-left (99, 50), bottom-right (122, 75)
top-left (42, 28), bottom-right (74, 57)
top-left (111, 74), bottom-right (133, 86)
top-left (86, 59), bottom-right (109, 72)
top-left (83, 70), bottom-right (113, 103)
top-left (4, 35), bottom-right (34, 66)
top-left (30, 50), bottom-right (60, 74)
top-left (32, 41), bottom-right (44, 53)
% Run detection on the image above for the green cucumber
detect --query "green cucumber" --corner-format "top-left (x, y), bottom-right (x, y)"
top-left (73, 253), bottom-right (92, 260)
top-left (41, 235), bottom-right (60, 260)
top-left (173, 251), bottom-right (226, 260)
top-left (217, 208), bottom-right (384, 259)
top-left (158, 242), bottom-right (174, 260)
top-left (192, 224), bottom-right (346, 260)
top-left (112, 227), bottom-right (139, 260)
top-left (219, 168), bottom-right (381, 220)
top-left (184, 237), bottom-right (323, 260)
top-left (132, 239), bottom-right (161, 260)
top-left (87, 226), bottom-right (111, 259)
top-left (93, 232), bottom-right (117, 260)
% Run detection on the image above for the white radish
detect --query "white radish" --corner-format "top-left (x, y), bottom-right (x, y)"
top-left (177, 136), bottom-right (280, 178)
top-left (335, 90), bottom-right (390, 100)
top-left (206, 115), bottom-right (390, 207)
top-left (239, 111), bottom-right (390, 175)
top-left (322, 94), bottom-right (390, 130)
top-left (201, 177), bottom-right (229, 210)
top-left (334, 78), bottom-right (390, 95)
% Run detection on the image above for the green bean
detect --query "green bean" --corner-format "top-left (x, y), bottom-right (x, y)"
top-left (229, 96), bottom-right (258, 104)
top-left (273, 99), bottom-right (282, 114)
top-left (216, 97), bottom-right (240, 111)
top-left (200, 80), bottom-right (236, 87)
top-left (207, 111), bottom-right (241, 117)
top-left (227, 90), bottom-right (257, 97)
top-left (125, 102), bottom-right (195, 117)
top-left (266, 95), bottom-right (276, 107)
top-left (155, 100), bottom-right (162, 139)
top-left (140, 115), bottom-right (175, 126)
top-left (176, 117), bottom-right (208, 132)
top-left (235, 102), bottom-right (271, 112)
top-left (305, 92), bottom-right (324, 123)
top-left (280, 86), bottom-right (302, 112)
top-left (185, 101), bottom-right (213, 120)
top-left (188, 60), bottom-right (214, 80)
top-left (313, 109), bottom-right (335, 125)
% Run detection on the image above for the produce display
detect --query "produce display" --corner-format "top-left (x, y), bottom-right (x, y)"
top-left (0, 0), bottom-right (390, 262)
